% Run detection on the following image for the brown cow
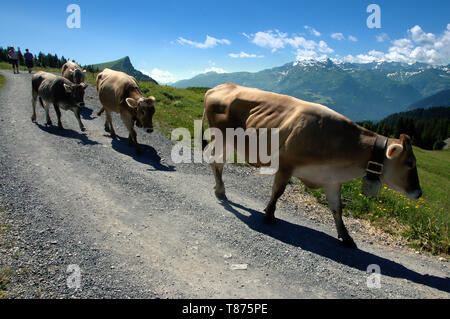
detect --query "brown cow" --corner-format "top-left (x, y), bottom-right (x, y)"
top-left (202, 83), bottom-right (422, 248)
top-left (96, 68), bottom-right (156, 154)
top-left (62, 61), bottom-right (86, 84)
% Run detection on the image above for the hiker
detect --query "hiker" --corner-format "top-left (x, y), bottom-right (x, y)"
top-left (24, 49), bottom-right (34, 73)
top-left (8, 47), bottom-right (19, 74)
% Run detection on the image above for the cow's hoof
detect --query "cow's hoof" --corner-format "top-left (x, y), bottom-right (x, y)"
top-left (80, 127), bottom-right (86, 132)
top-left (110, 133), bottom-right (116, 139)
top-left (215, 192), bottom-right (227, 201)
top-left (263, 215), bottom-right (276, 225)
top-left (31, 117), bottom-right (36, 122)
top-left (104, 126), bottom-right (110, 133)
top-left (58, 125), bottom-right (64, 130)
top-left (46, 121), bottom-right (52, 126)
top-left (341, 238), bottom-right (357, 249)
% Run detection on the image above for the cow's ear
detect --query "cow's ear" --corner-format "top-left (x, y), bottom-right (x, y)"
top-left (126, 98), bottom-right (138, 107)
top-left (386, 143), bottom-right (403, 160)
top-left (146, 96), bottom-right (155, 105)
top-left (63, 83), bottom-right (73, 93)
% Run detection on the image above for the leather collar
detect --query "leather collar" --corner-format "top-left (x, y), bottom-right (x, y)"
top-left (365, 136), bottom-right (388, 181)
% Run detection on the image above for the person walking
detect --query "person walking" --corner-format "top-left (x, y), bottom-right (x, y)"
top-left (24, 49), bottom-right (34, 73)
top-left (8, 47), bottom-right (19, 74)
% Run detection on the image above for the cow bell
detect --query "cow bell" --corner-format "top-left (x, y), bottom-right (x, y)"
top-left (362, 176), bottom-right (382, 197)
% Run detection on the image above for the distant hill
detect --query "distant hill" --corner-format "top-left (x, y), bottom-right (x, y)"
top-left (378, 106), bottom-right (450, 126)
top-left (407, 89), bottom-right (450, 110)
top-left (86, 56), bottom-right (157, 84)
top-left (173, 60), bottom-right (450, 122)
top-left (358, 106), bottom-right (449, 150)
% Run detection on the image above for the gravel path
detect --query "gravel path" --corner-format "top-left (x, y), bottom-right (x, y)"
top-left (0, 70), bottom-right (448, 298)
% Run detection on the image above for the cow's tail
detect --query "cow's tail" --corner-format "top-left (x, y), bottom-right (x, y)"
top-left (97, 106), bottom-right (105, 116)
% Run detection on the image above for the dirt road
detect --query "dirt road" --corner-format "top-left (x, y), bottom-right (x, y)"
top-left (0, 70), bottom-right (448, 298)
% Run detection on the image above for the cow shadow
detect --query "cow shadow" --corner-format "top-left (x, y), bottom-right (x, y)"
top-left (219, 199), bottom-right (450, 294)
top-left (35, 123), bottom-right (100, 146)
top-left (110, 136), bottom-right (175, 172)
top-left (80, 107), bottom-right (95, 120)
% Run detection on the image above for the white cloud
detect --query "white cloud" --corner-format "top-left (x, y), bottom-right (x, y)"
top-left (304, 25), bottom-right (321, 37)
top-left (409, 25), bottom-right (436, 46)
top-left (343, 25), bottom-right (450, 65)
top-left (248, 30), bottom-right (333, 56)
top-left (229, 51), bottom-right (264, 58)
top-left (142, 68), bottom-right (176, 84)
top-left (251, 30), bottom-right (287, 52)
top-left (204, 67), bottom-right (227, 74)
top-left (376, 33), bottom-right (390, 42)
top-left (331, 32), bottom-right (345, 40)
top-left (318, 40), bottom-right (334, 53)
top-left (348, 35), bottom-right (358, 42)
top-left (177, 35), bottom-right (231, 49)
top-left (295, 49), bottom-right (327, 61)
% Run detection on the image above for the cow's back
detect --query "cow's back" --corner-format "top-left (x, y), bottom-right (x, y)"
top-left (205, 83), bottom-right (366, 166)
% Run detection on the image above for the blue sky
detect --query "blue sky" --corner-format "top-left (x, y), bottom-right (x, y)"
top-left (1, 0), bottom-right (449, 83)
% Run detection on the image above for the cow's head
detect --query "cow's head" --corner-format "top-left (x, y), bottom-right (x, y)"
top-left (63, 82), bottom-right (88, 112)
top-left (126, 96), bottom-right (156, 133)
top-left (67, 68), bottom-right (86, 84)
top-left (381, 134), bottom-right (422, 199)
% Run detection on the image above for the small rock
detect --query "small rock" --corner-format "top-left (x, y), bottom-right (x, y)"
top-left (223, 254), bottom-right (232, 259)
top-left (438, 257), bottom-right (446, 262)
top-left (230, 264), bottom-right (248, 270)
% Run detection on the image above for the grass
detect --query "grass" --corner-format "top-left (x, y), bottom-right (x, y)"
top-left (0, 206), bottom-right (13, 299)
top-left (305, 148), bottom-right (449, 256)
top-left (139, 82), bottom-right (207, 138)
top-left (0, 74), bottom-right (5, 89)
top-left (1, 63), bottom-right (448, 256)
top-left (0, 61), bottom-right (61, 74)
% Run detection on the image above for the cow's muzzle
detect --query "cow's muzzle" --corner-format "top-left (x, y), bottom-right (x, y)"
top-left (146, 128), bottom-right (153, 133)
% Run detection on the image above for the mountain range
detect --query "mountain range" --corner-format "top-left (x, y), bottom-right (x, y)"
top-left (407, 89), bottom-right (450, 110)
top-left (173, 60), bottom-right (450, 121)
top-left (87, 56), bottom-right (158, 84)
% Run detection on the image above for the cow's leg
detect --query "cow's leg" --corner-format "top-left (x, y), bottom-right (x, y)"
top-left (31, 92), bottom-right (38, 122)
top-left (120, 113), bottom-right (140, 154)
top-left (54, 104), bottom-right (63, 129)
top-left (105, 110), bottom-right (116, 138)
top-left (211, 162), bottom-right (226, 200)
top-left (42, 100), bottom-right (52, 126)
top-left (208, 136), bottom-right (227, 200)
top-left (73, 108), bottom-right (86, 132)
top-left (263, 168), bottom-right (292, 224)
top-left (324, 183), bottom-right (357, 248)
